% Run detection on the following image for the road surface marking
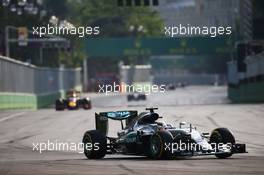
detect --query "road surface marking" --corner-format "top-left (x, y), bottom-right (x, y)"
top-left (0, 112), bottom-right (26, 123)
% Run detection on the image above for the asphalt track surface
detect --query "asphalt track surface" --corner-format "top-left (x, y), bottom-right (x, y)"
top-left (0, 86), bottom-right (264, 175)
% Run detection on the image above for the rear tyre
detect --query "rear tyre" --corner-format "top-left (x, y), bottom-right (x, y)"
top-left (82, 130), bottom-right (107, 159)
top-left (55, 99), bottom-right (64, 111)
top-left (140, 94), bottom-right (146, 100)
top-left (149, 131), bottom-right (173, 159)
top-left (82, 99), bottom-right (92, 110)
top-left (210, 128), bottom-right (235, 159)
top-left (127, 95), bottom-right (133, 101)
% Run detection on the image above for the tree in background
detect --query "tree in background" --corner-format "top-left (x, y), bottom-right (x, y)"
top-left (68, 0), bottom-right (163, 37)
top-left (38, 0), bottom-right (164, 67)
top-left (1, 0), bottom-right (164, 67)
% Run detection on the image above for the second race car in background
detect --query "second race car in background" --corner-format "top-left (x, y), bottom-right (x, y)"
top-left (55, 90), bottom-right (91, 110)
top-left (127, 93), bottom-right (146, 101)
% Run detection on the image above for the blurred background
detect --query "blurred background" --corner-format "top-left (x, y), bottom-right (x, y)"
top-left (0, 0), bottom-right (264, 109)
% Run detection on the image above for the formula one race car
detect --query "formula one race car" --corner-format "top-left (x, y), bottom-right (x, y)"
top-left (166, 83), bottom-right (176, 90)
top-left (127, 93), bottom-right (146, 101)
top-left (82, 108), bottom-right (246, 159)
top-left (55, 90), bottom-right (91, 110)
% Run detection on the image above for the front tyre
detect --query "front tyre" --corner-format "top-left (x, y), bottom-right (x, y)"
top-left (82, 99), bottom-right (92, 110)
top-left (149, 131), bottom-right (173, 159)
top-left (139, 94), bottom-right (146, 100)
top-left (210, 128), bottom-right (235, 159)
top-left (82, 130), bottom-right (107, 159)
top-left (55, 99), bottom-right (65, 111)
top-left (127, 95), bottom-right (133, 101)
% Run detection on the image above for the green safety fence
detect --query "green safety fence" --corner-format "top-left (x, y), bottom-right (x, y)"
top-left (228, 81), bottom-right (264, 103)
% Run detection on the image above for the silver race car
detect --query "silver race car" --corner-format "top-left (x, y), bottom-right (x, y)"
top-left (82, 108), bottom-right (246, 159)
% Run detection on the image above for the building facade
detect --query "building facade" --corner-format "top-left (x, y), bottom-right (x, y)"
top-left (155, 0), bottom-right (253, 40)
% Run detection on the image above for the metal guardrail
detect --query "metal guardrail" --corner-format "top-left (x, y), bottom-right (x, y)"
top-left (0, 55), bottom-right (81, 94)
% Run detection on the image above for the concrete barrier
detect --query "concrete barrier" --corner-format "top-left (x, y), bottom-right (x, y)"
top-left (0, 91), bottom-right (64, 110)
top-left (228, 82), bottom-right (264, 103)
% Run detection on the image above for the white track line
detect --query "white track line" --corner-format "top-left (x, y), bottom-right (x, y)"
top-left (0, 112), bottom-right (26, 123)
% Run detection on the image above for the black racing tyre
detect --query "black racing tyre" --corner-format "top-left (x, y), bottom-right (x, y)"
top-left (127, 95), bottom-right (133, 101)
top-left (210, 128), bottom-right (235, 159)
top-left (55, 99), bottom-right (64, 111)
top-left (140, 95), bottom-right (146, 100)
top-left (83, 100), bottom-right (92, 110)
top-left (149, 130), bottom-right (173, 159)
top-left (82, 130), bottom-right (107, 159)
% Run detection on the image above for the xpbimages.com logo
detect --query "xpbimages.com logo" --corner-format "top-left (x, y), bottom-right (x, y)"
top-left (163, 141), bottom-right (232, 154)
top-left (98, 82), bottom-right (166, 95)
top-left (32, 24), bottom-right (100, 38)
top-left (164, 24), bottom-right (232, 38)
top-left (32, 140), bottom-right (99, 154)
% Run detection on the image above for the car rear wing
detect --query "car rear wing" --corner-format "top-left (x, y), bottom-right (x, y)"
top-left (95, 111), bottom-right (138, 136)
